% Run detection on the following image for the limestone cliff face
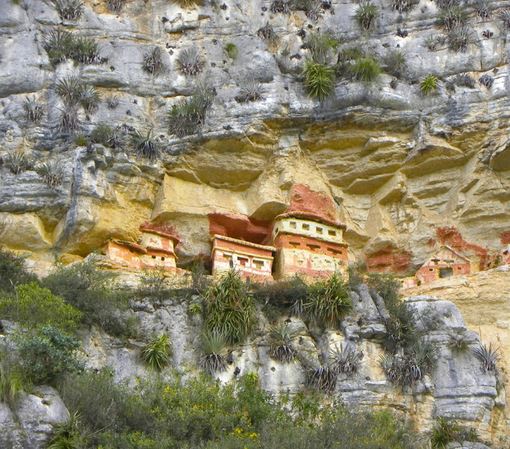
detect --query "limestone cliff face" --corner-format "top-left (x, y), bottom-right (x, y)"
top-left (1, 0), bottom-right (510, 443)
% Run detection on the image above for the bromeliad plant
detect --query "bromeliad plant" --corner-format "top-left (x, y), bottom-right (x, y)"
top-left (303, 60), bottom-right (335, 101)
top-left (329, 344), bottom-right (362, 376)
top-left (141, 334), bottom-right (171, 371)
top-left (203, 270), bottom-right (255, 345)
top-left (304, 273), bottom-right (352, 327)
top-left (268, 322), bottom-right (297, 363)
top-left (199, 330), bottom-right (228, 375)
top-left (473, 342), bottom-right (498, 372)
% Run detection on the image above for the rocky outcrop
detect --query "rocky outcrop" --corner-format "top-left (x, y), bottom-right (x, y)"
top-left (0, 386), bottom-right (69, 449)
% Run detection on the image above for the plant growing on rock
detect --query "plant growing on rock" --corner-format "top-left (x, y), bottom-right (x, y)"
top-left (80, 85), bottom-right (100, 113)
top-left (47, 412), bottom-right (84, 449)
top-left (329, 344), bottom-right (362, 376)
top-left (454, 73), bottom-right (475, 88)
top-left (271, 0), bottom-right (290, 13)
top-left (174, 0), bottom-right (202, 7)
top-left (23, 97), bottom-right (44, 123)
top-left (143, 47), bottom-right (164, 75)
top-left (257, 23), bottom-right (278, 42)
top-left (224, 42), bottom-right (238, 59)
top-left (235, 78), bottom-right (263, 103)
top-left (430, 417), bottom-right (477, 448)
top-left (474, 0), bottom-right (490, 19)
top-left (141, 334), bottom-right (171, 371)
top-left (438, 6), bottom-right (467, 31)
top-left (0, 249), bottom-right (38, 293)
top-left (177, 46), bottom-right (204, 76)
top-left (303, 60), bottom-right (335, 100)
top-left (168, 82), bottom-right (215, 137)
top-left (473, 342), bottom-right (498, 372)
top-left (53, 0), bottom-right (84, 20)
top-left (307, 365), bottom-right (337, 393)
top-left (55, 77), bottom-right (85, 105)
top-left (43, 29), bottom-right (74, 65)
top-left (131, 129), bottom-right (159, 160)
top-left (90, 123), bottom-right (125, 148)
top-left (0, 349), bottom-right (26, 407)
top-left (305, 273), bottom-right (352, 326)
top-left (382, 49), bottom-right (406, 79)
top-left (106, 0), bottom-right (125, 13)
top-left (137, 268), bottom-right (169, 303)
top-left (479, 73), bottom-right (494, 88)
top-left (447, 27), bottom-right (471, 52)
top-left (290, 0), bottom-right (322, 21)
top-left (4, 151), bottom-right (32, 174)
top-left (269, 323), bottom-right (297, 363)
top-left (71, 36), bottom-right (100, 64)
top-left (448, 331), bottom-right (471, 352)
top-left (355, 1), bottom-right (378, 32)
top-left (420, 74), bottom-right (439, 95)
top-left (59, 108), bottom-right (80, 134)
top-left (36, 161), bottom-right (64, 188)
top-left (425, 35), bottom-right (446, 51)
top-left (203, 270), bottom-right (255, 344)
top-left (199, 330), bottom-right (228, 375)
top-left (305, 31), bottom-right (339, 65)
top-left (499, 9), bottom-right (510, 29)
top-left (391, 0), bottom-right (419, 13)
top-left (351, 56), bottom-right (381, 82)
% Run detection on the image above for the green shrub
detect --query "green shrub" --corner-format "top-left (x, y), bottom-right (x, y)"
top-left (55, 77), bottom-right (84, 105)
top-left (141, 334), bottom-right (171, 371)
top-left (431, 417), bottom-right (460, 448)
top-left (269, 322), bottom-right (296, 363)
top-left (303, 60), bottom-right (335, 100)
top-left (203, 270), bottom-right (255, 344)
top-left (43, 29), bottom-right (74, 65)
top-left (0, 283), bottom-right (81, 332)
top-left (0, 249), bottom-right (37, 293)
top-left (420, 74), bottom-right (439, 95)
top-left (200, 330), bottom-right (228, 374)
top-left (70, 36), bottom-right (100, 64)
top-left (252, 275), bottom-right (308, 307)
top-left (351, 56), bottom-right (381, 82)
top-left (355, 1), bottom-right (378, 31)
top-left (336, 46), bottom-right (365, 78)
top-left (224, 43), bottom-right (238, 59)
top-left (73, 134), bottom-right (88, 146)
top-left (17, 325), bottom-right (82, 385)
top-left (90, 123), bottom-right (122, 148)
top-left (305, 273), bottom-right (352, 327)
top-left (43, 260), bottom-right (134, 338)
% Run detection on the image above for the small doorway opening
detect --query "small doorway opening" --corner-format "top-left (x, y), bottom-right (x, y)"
top-left (439, 267), bottom-right (453, 278)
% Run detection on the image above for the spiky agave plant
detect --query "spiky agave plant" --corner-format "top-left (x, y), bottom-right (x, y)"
top-left (5, 151), bottom-right (32, 175)
top-left (53, 0), bottom-right (84, 20)
top-left (303, 60), bottom-right (335, 101)
top-left (430, 417), bottom-right (461, 449)
top-left (131, 129), bottom-right (159, 160)
top-left (79, 85), bottom-right (100, 113)
top-left (143, 47), bottom-right (165, 75)
top-left (199, 330), bottom-right (228, 375)
top-left (23, 97), bottom-right (44, 123)
top-left (177, 46), bottom-right (204, 76)
top-left (203, 270), bottom-right (255, 344)
top-left (43, 29), bottom-right (75, 65)
top-left (71, 36), bottom-right (100, 64)
top-left (305, 273), bottom-right (352, 327)
top-left (350, 56), bottom-right (381, 82)
top-left (47, 412), bottom-right (83, 449)
top-left (307, 365), bottom-right (337, 393)
top-left (141, 334), bottom-right (171, 371)
top-left (269, 323), bottom-right (297, 363)
top-left (329, 343), bottom-right (362, 376)
top-left (55, 77), bottom-right (85, 106)
top-left (355, 1), bottom-right (378, 31)
top-left (473, 343), bottom-right (498, 372)
top-left (420, 74), bottom-right (438, 95)
top-left (37, 161), bottom-right (64, 189)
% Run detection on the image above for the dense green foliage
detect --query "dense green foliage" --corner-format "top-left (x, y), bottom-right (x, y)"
top-left (0, 249), bottom-right (38, 293)
top-left (56, 369), bottom-right (422, 449)
top-left (350, 56), bottom-right (381, 82)
top-left (0, 283), bottom-right (81, 332)
top-left (203, 270), bottom-right (255, 344)
top-left (141, 334), bottom-right (171, 371)
top-left (16, 325), bottom-right (82, 385)
top-left (43, 260), bottom-right (136, 338)
top-left (431, 417), bottom-right (478, 448)
top-left (305, 273), bottom-right (352, 327)
top-left (303, 60), bottom-right (335, 100)
top-left (355, 1), bottom-right (378, 31)
top-left (420, 74), bottom-right (439, 95)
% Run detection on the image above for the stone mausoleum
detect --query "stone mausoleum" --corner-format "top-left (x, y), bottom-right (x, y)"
top-left (415, 245), bottom-right (471, 285)
top-left (102, 222), bottom-right (179, 272)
